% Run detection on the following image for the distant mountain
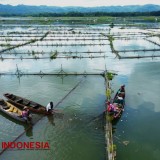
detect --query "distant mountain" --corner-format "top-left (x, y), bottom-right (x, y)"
top-left (0, 4), bottom-right (160, 15)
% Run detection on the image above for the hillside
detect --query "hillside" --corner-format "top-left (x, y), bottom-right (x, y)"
top-left (0, 4), bottom-right (160, 15)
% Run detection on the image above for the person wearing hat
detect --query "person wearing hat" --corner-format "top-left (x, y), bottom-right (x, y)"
top-left (107, 101), bottom-right (115, 112)
top-left (116, 93), bottom-right (124, 105)
top-left (21, 106), bottom-right (31, 121)
top-left (106, 101), bottom-right (119, 115)
top-left (118, 85), bottom-right (125, 98)
top-left (120, 85), bottom-right (125, 92)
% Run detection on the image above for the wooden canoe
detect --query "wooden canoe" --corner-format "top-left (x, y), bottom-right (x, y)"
top-left (108, 86), bottom-right (125, 121)
top-left (0, 99), bottom-right (28, 123)
top-left (4, 93), bottom-right (49, 115)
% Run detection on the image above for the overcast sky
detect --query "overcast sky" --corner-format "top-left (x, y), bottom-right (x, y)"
top-left (0, 0), bottom-right (160, 7)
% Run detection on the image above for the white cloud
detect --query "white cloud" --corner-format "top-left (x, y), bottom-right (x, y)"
top-left (0, 0), bottom-right (160, 6)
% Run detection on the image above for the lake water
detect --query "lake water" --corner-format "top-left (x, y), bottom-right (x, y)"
top-left (0, 21), bottom-right (160, 160)
top-left (0, 75), bottom-right (106, 160)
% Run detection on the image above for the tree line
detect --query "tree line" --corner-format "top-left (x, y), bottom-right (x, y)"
top-left (0, 11), bottom-right (160, 17)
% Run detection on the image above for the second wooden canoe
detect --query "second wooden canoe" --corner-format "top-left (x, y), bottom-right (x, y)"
top-left (0, 99), bottom-right (29, 123)
top-left (4, 93), bottom-right (50, 115)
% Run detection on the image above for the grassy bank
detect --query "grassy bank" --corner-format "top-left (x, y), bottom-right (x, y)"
top-left (0, 16), bottom-right (160, 25)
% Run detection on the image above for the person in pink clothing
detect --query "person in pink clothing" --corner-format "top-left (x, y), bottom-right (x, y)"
top-left (21, 106), bottom-right (30, 120)
top-left (106, 101), bottom-right (118, 115)
top-left (107, 101), bottom-right (114, 112)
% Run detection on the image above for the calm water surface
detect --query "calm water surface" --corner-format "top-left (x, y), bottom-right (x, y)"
top-left (0, 22), bottom-right (160, 160)
top-left (0, 76), bottom-right (106, 160)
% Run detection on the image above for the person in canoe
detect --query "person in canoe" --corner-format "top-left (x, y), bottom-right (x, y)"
top-left (118, 85), bottom-right (125, 98)
top-left (116, 93), bottom-right (124, 105)
top-left (46, 102), bottom-right (54, 114)
top-left (107, 101), bottom-right (119, 115)
top-left (21, 106), bottom-right (32, 121)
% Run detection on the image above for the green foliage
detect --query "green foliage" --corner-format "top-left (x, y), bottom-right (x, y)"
top-left (40, 31), bottom-right (49, 41)
top-left (109, 22), bottom-right (114, 28)
top-left (107, 35), bottom-right (114, 42)
top-left (72, 30), bottom-right (76, 34)
top-left (107, 72), bottom-right (114, 80)
top-left (31, 50), bottom-right (35, 55)
top-left (50, 50), bottom-right (58, 59)
top-left (0, 43), bottom-right (11, 48)
top-left (107, 35), bottom-right (115, 52)
top-left (109, 144), bottom-right (117, 152)
top-left (30, 39), bottom-right (36, 43)
top-left (107, 114), bottom-right (114, 122)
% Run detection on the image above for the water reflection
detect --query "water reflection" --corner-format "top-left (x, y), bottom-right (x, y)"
top-left (114, 103), bottom-right (160, 160)
top-left (47, 115), bottom-right (55, 126)
top-left (25, 126), bottom-right (33, 138)
top-left (127, 62), bottom-right (160, 112)
top-left (0, 111), bottom-right (33, 138)
top-left (0, 22), bottom-right (160, 160)
top-left (46, 112), bottom-right (64, 126)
